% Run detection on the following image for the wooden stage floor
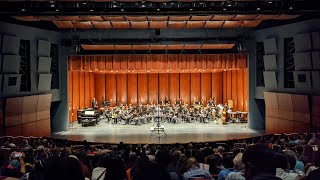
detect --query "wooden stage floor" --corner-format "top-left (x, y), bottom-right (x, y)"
top-left (52, 121), bottom-right (264, 144)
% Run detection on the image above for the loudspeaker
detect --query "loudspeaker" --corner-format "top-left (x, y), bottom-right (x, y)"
top-left (312, 32), bottom-right (320, 50)
top-left (38, 57), bottom-right (52, 73)
top-left (263, 71), bottom-right (277, 89)
top-left (293, 71), bottom-right (311, 90)
top-left (1, 35), bottom-right (20, 55)
top-left (312, 71), bottom-right (320, 89)
top-left (38, 74), bottom-right (52, 92)
top-left (2, 74), bottom-right (21, 95)
top-left (294, 52), bottom-right (312, 70)
top-left (2, 55), bottom-right (20, 73)
top-left (312, 51), bottom-right (320, 70)
top-left (263, 55), bottom-right (277, 71)
top-left (263, 38), bottom-right (277, 55)
top-left (294, 33), bottom-right (312, 52)
top-left (38, 40), bottom-right (51, 57)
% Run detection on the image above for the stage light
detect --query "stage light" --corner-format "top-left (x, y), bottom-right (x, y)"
top-left (90, 9), bottom-right (94, 11)
top-left (227, 0), bottom-right (232, 7)
top-left (256, 7), bottom-right (261, 11)
top-left (83, 2), bottom-right (87, 5)
top-left (268, 1), bottom-right (273, 4)
top-left (223, 7), bottom-right (227, 11)
top-left (121, 8), bottom-right (124, 11)
top-left (157, 8), bottom-right (160, 11)
top-left (190, 8), bottom-right (193, 11)
top-left (21, 8), bottom-right (25, 12)
top-left (56, 9), bottom-right (59, 11)
top-left (289, 6), bottom-right (293, 10)
top-left (50, 4), bottom-right (55, 7)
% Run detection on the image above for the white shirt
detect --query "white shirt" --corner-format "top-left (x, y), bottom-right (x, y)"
top-left (275, 168), bottom-right (299, 180)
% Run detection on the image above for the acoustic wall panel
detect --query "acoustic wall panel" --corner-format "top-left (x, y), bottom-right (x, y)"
top-left (38, 57), bottom-right (52, 73)
top-left (2, 35), bottom-right (20, 55)
top-left (148, 73), bottom-right (159, 104)
top-left (201, 73), bottom-right (211, 105)
top-left (5, 125), bottom-right (21, 136)
top-left (127, 74), bottom-right (137, 105)
top-left (38, 40), bottom-right (51, 57)
top-left (37, 94), bottom-right (51, 121)
top-left (180, 73), bottom-right (191, 105)
top-left (243, 69), bottom-right (248, 112)
top-left (79, 72), bottom-right (85, 109)
top-left (293, 121), bottom-right (309, 133)
top-left (265, 116), bottom-right (278, 133)
top-left (263, 71), bottom-right (277, 89)
top-left (169, 73), bottom-right (179, 102)
top-left (89, 72), bottom-right (95, 103)
top-left (2, 74), bottom-right (21, 95)
top-left (231, 70), bottom-right (238, 111)
top-left (263, 55), bottom-right (277, 71)
top-left (117, 74), bottom-right (127, 105)
top-left (68, 71), bottom-right (73, 122)
top-left (191, 73), bottom-right (200, 104)
top-left (237, 70), bottom-right (244, 112)
top-left (312, 96), bottom-right (320, 132)
top-left (277, 93), bottom-right (293, 120)
top-left (22, 95), bottom-right (38, 124)
top-left (263, 38), bottom-right (277, 55)
top-left (159, 73), bottom-right (169, 101)
top-left (84, 72), bottom-right (91, 108)
top-left (312, 51), bottom-right (320, 70)
top-left (278, 118), bottom-right (294, 133)
top-left (312, 32), bottom-right (320, 50)
top-left (312, 71), bottom-right (320, 89)
top-left (294, 33), bottom-right (312, 52)
top-left (22, 122), bottom-right (37, 137)
top-left (5, 97), bottom-right (23, 127)
top-left (212, 72), bottom-right (223, 104)
top-left (264, 92), bottom-right (278, 118)
top-left (294, 52), bottom-right (312, 70)
top-left (38, 74), bottom-right (52, 92)
top-left (2, 55), bottom-right (20, 73)
top-left (72, 71), bottom-right (79, 122)
top-left (137, 74), bottom-right (148, 104)
top-left (36, 119), bottom-right (51, 137)
top-left (94, 74), bottom-right (105, 107)
top-left (293, 71), bottom-right (311, 90)
top-left (292, 94), bottom-right (310, 124)
top-left (105, 73), bottom-right (116, 106)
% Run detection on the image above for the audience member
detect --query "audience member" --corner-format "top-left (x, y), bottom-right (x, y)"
top-left (183, 157), bottom-right (214, 180)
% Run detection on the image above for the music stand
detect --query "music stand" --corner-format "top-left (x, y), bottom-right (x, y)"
top-left (150, 104), bottom-right (167, 139)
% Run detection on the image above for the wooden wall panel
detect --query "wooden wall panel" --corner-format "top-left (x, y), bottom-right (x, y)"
top-left (312, 96), bottom-right (320, 132)
top-left (266, 116), bottom-right (278, 133)
top-left (72, 71), bottom-right (79, 122)
top-left (127, 74), bottom-right (138, 105)
top-left (231, 70), bottom-right (238, 111)
top-left (159, 73), bottom-right (169, 102)
top-left (105, 56), bottom-right (113, 70)
top-left (148, 73), bottom-right (159, 104)
top-left (264, 92), bottom-right (279, 118)
top-left (237, 70), bottom-right (244, 112)
top-left (84, 72), bottom-right (91, 108)
top-left (36, 119), bottom-right (51, 137)
top-left (89, 72), bottom-right (95, 105)
top-left (5, 125), bottom-right (21, 136)
top-left (292, 94), bottom-right (310, 124)
top-left (94, 74), bottom-right (106, 108)
top-left (169, 73), bottom-right (179, 102)
top-left (79, 71), bottom-right (85, 109)
top-left (22, 122), bottom-right (37, 137)
top-left (5, 97), bottom-right (23, 127)
top-left (117, 74), bottom-right (127, 105)
top-left (68, 71), bottom-right (73, 122)
top-left (222, 71), bottom-right (227, 104)
top-left (201, 73), bottom-right (211, 105)
top-left (191, 73), bottom-right (200, 104)
top-left (180, 73), bottom-right (191, 105)
top-left (226, 71), bottom-right (232, 105)
top-left (293, 121), bottom-right (310, 133)
top-left (243, 69), bottom-right (248, 112)
top-left (22, 96), bottom-right (38, 124)
top-left (277, 93), bottom-right (293, 120)
top-left (138, 74), bottom-right (148, 104)
top-left (278, 118), bottom-right (294, 133)
top-left (105, 74), bottom-right (117, 106)
top-left (212, 72), bottom-right (223, 104)
top-left (37, 94), bottom-right (51, 121)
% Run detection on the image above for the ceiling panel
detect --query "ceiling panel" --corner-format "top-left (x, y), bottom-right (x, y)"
top-left (184, 44), bottom-right (202, 50)
top-left (149, 45), bottom-right (167, 50)
top-left (190, 15), bottom-right (213, 21)
top-left (13, 16), bottom-right (39, 21)
top-left (92, 21), bottom-right (112, 28)
top-left (201, 44), bottom-right (235, 49)
top-left (204, 21), bottom-right (224, 28)
top-left (255, 14), bottom-right (280, 20)
top-left (81, 45), bottom-right (115, 51)
top-left (168, 21), bottom-right (186, 28)
top-left (102, 16), bottom-right (126, 21)
top-left (80, 16), bottom-right (104, 21)
top-left (233, 14), bottom-right (258, 20)
top-left (211, 15), bottom-right (235, 20)
top-left (53, 21), bottom-right (74, 28)
top-left (241, 20), bottom-right (262, 27)
top-left (125, 16), bottom-right (147, 21)
top-left (132, 45), bottom-right (150, 50)
top-left (114, 45), bottom-right (132, 50)
top-left (274, 14), bottom-right (300, 20)
top-left (222, 21), bottom-right (242, 28)
top-left (130, 21), bottom-right (149, 28)
top-left (166, 44), bottom-right (185, 50)
top-left (73, 21), bottom-right (93, 28)
top-left (147, 16), bottom-right (168, 21)
top-left (149, 21), bottom-right (167, 28)
top-left (57, 16), bottom-right (82, 21)
top-left (186, 21), bottom-right (205, 28)
top-left (111, 21), bottom-right (131, 28)
top-left (169, 16), bottom-right (190, 21)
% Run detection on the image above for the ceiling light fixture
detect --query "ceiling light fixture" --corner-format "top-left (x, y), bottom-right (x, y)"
top-left (21, 8), bottom-right (25, 12)
top-left (256, 7), bottom-right (261, 10)
top-left (227, 0), bottom-right (232, 7)
top-left (268, 1), bottom-right (273, 4)
top-left (56, 9), bottom-right (59, 11)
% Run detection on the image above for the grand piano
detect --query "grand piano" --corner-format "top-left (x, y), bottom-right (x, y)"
top-left (77, 108), bottom-right (100, 126)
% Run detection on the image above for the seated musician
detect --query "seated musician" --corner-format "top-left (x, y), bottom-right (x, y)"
top-left (164, 97), bottom-right (169, 104)
top-left (208, 98), bottom-right (214, 106)
top-left (92, 98), bottom-right (98, 109)
top-left (101, 99), bottom-right (108, 107)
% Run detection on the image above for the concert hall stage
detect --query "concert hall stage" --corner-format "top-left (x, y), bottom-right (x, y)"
top-left (52, 122), bottom-right (263, 144)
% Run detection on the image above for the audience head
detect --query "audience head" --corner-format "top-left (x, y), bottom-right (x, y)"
top-left (233, 153), bottom-right (244, 171)
top-left (273, 153), bottom-right (289, 171)
top-left (186, 157), bottom-right (198, 170)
